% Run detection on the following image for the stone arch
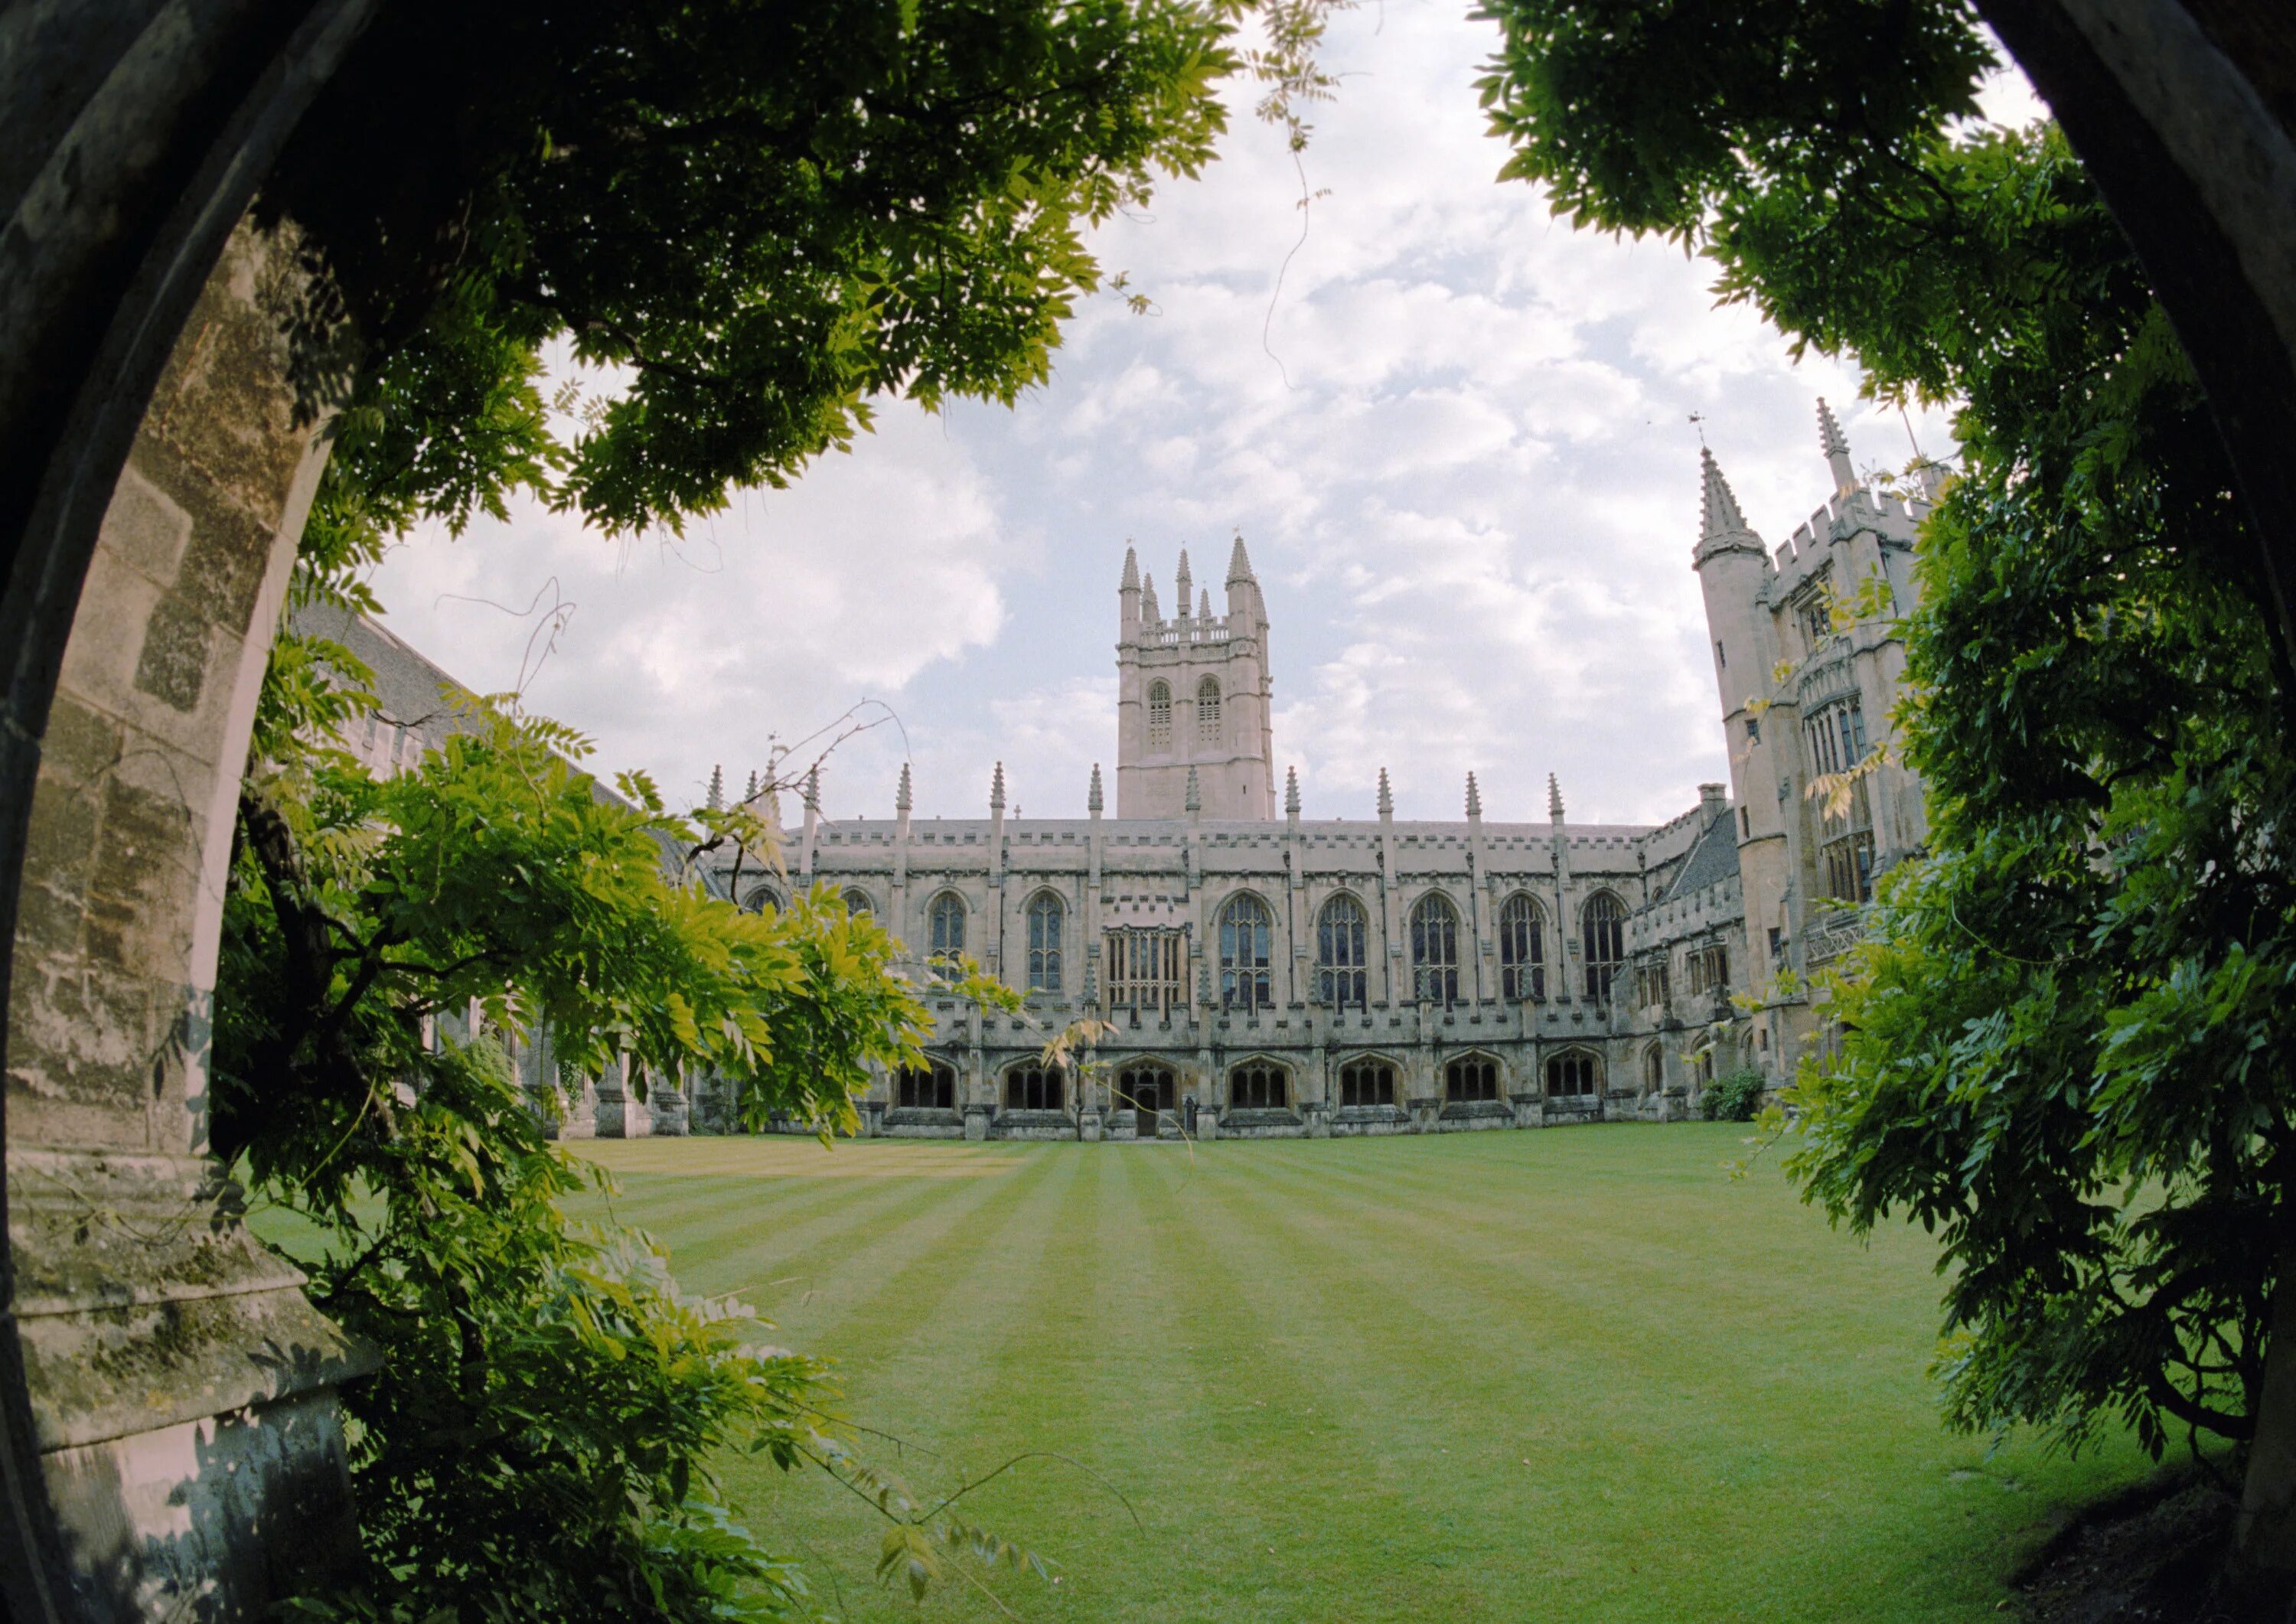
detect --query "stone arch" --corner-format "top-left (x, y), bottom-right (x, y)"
top-left (1000, 1056), bottom-right (1065, 1112)
top-left (1332, 1049), bottom-right (1402, 1108)
top-left (1409, 889), bottom-right (1462, 1005)
top-left (1225, 1052), bottom-right (1291, 1110)
top-left (1496, 890), bottom-right (1547, 1001)
top-left (1314, 889), bottom-right (1371, 1008)
top-left (1021, 885), bottom-right (1066, 994)
top-left (841, 885), bottom-right (875, 919)
top-left (1216, 888), bottom-right (1276, 1011)
top-left (1195, 674), bottom-right (1221, 742)
top-left (741, 881), bottom-right (784, 915)
top-left (1544, 1046), bottom-right (1604, 1099)
top-left (925, 888), bottom-right (967, 959)
top-left (1579, 889), bottom-right (1629, 1003)
top-left (1642, 1041), bottom-right (1668, 1094)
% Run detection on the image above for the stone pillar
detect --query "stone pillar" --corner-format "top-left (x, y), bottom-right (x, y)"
top-left (593, 1054), bottom-right (651, 1138)
top-left (5, 223), bottom-right (371, 1619)
top-left (647, 1064), bottom-right (690, 1136)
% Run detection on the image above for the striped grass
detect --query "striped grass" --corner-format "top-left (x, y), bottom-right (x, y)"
top-left (560, 1126), bottom-right (2150, 1622)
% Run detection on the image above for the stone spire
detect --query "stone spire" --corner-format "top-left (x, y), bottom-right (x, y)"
top-left (1174, 547), bottom-right (1194, 616)
top-left (1227, 534), bottom-right (1256, 584)
top-left (1699, 447), bottom-right (1751, 541)
top-left (1088, 762), bottom-right (1104, 814)
top-left (1817, 396), bottom-right (1857, 495)
top-left (1184, 765), bottom-right (1202, 813)
top-left (990, 760), bottom-right (1006, 814)
top-left (745, 768), bottom-right (759, 802)
top-left (1548, 772), bottom-right (1564, 821)
top-left (804, 763), bottom-right (820, 811)
top-left (1284, 764), bottom-right (1300, 817)
top-left (1199, 587), bottom-right (1212, 621)
top-left (1465, 771), bottom-right (1482, 820)
top-left (1140, 571), bottom-right (1161, 623)
top-left (895, 761), bottom-right (912, 813)
top-left (1120, 544), bottom-right (1140, 591)
top-left (1377, 768), bottom-right (1393, 819)
top-left (707, 764), bottom-right (723, 810)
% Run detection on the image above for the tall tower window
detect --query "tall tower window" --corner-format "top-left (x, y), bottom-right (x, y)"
top-left (843, 889), bottom-right (873, 919)
top-left (1026, 892), bottom-right (1064, 993)
top-left (928, 892), bottom-right (965, 960)
top-left (1581, 892), bottom-right (1626, 1003)
top-left (1498, 894), bottom-right (1544, 1000)
top-left (1196, 677), bottom-right (1221, 744)
top-left (1411, 893), bottom-right (1459, 1006)
top-left (1219, 893), bottom-right (1273, 1010)
top-left (1147, 680), bottom-right (1172, 750)
top-left (1317, 895), bottom-right (1368, 1007)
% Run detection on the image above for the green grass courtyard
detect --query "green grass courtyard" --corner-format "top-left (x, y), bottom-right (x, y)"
top-left (556, 1125), bottom-right (2158, 1623)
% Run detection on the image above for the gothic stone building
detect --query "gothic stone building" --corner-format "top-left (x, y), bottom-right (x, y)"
top-left (696, 402), bottom-right (1937, 1142)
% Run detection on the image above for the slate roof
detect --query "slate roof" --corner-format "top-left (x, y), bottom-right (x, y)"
top-left (1658, 811), bottom-right (1740, 903)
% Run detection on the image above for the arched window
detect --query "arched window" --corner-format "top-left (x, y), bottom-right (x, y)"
top-left (1026, 892), bottom-right (1064, 993)
top-left (1337, 1058), bottom-right (1395, 1107)
top-left (1546, 1050), bottom-right (1600, 1097)
top-left (1004, 1064), bottom-right (1062, 1110)
top-left (1411, 893), bottom-right (1459, 1006)
top-left (1317, 894), bottom-right (1368, 1007)
top-left (1220, 893), bottom-right (1273, 1010)
top-left (843, 888), bottom-right (874, 920)
top-left (1446, 1054), bottom-right (1499, 1102)
top-left (1581, 892), bottom-right (1626, 1003)
top-left (1147, 680), bottom-right (1172, 749)
top-left (896, 1060), bottom-right (957, 1110)
top-left (1499, 894), bottom-right (1544, 1001)
top-left (1643, 1045), bottom-right (1665, 1094)
top-left (928, 892), bottom-right (966, 960)
top-left (740, 884), bottom-right (781, 915)
top-left (1229, 1059), bottom-right (1287, 1109)
top-left (1697, 1048), bottom-right (1717, 1088)
top-left (1196, 677), bottom-right (1221, 743)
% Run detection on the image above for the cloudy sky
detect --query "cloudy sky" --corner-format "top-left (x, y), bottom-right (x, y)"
top-left (365, 3), bottom-right (2032, 829)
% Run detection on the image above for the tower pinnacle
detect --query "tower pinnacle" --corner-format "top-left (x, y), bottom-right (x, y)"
top-left (1174, 547), bottom-right (1193, 614)
top-left (990, 761), bottom-right (1006, 814)
top-left (1465, 771), bottom-right (1482, 820)
top-left (1120, 544), bottom-right (1140, 591)
top-left (707, 764), bottom-right (723, 811)
top-left (1697, 445), bottom-right (1763, 560)
top-left (1285, 764), bottom-right (1300, 817)
top-left (1227, 535), bottom-right (1256, 584)
top-left (895, 762), bottom-right (912, 813)
top-left (1377, 768), bottom-right (1393, 819)
top-left (1141, 572), bottom-right (1161, 623)
top-left (1548, 772), bottom-right (1564, 820)
top-left (1817, 397), bottom-right (1857, 495)
top-left (1089, 762), bottom-right (1104, 814)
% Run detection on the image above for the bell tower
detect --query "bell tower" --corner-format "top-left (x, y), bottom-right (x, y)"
top-left (1116, 537), bottom-right (1276, 819)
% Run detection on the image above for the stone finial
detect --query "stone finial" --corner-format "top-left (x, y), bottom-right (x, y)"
top-left (990, 760), bottom-right (1006, 814)
top-left (1818, 397), bottom-right (1857, 494)
top-left (804, 764), bottom-right (820, 811)
top-left (745, 768), bottom-right (759, 802)
top-left (1284, 764), bottom-right (1300, 817)
top-left (1698, 445), bottom-right (1755, 549)
top-left (1120, 544), bottom-right (1140, 592)
top-left (1377, 768), bottom-right (1393, 819)
top-left (1141, 571), bottom-right (1161, 622)
top-left (707, 764), bottom-right (724, 811)
top-left (1185, 765), bottom-right (1201, 813)
top-left (1088, 762), bottom-right (1104, 814)
top-left (1548, 772), bottom-right (1564, 820)
top-left (1199, 587), bottom-right (1212, 620)
top-left (896, 762), bottom-right (913, 813)
top-left (1227, 533), bottom-right (1256, 584)
top-left (1466, 771), bottom-right (1482, 820)
top-left (1175, 547), bottom-right (1194, 614)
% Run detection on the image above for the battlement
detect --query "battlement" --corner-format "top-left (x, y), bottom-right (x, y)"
top-left (1137, 616), bottom-right (1234, 647)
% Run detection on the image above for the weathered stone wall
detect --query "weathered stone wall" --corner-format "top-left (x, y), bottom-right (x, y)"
top-left (5, 222), bottom-right (369, 1620)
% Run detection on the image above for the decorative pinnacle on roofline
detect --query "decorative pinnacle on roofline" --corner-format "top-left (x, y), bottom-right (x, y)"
top-left (1285, 764), bottom-right (1300, 817)
top-left (1377, 768), bottom-right (1393, 818)
top-left (1088, 762), bottom-right (1104, 814)
top-left (707, 764), bottom-right (723, 811)
top-left (1817, 396), bottom-right (1849, 458)
top-left (803, 764), bottom-right (820, 811)
top-left (990, 761), bottom-right (1006, 813)
top-left (1140, 571), bottom-right (1161, 622)
top-left (1548, 772), bottom-right (1564, 820)
top-left (895, 762), bottom-right (912, 813)
top-left (1466, 771), bottom-right (1482, 819)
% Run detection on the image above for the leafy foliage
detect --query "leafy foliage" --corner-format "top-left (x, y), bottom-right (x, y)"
top-left (1478, 0), bottom-right (2295, 1468)
top-left (1701, 1067), bottom-right (1766, 1123)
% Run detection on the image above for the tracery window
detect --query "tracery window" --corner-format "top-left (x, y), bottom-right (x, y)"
top-left (740, 884), bottom-right (781, 915)
top-left (1026, 892), bottom-right (1064, 993)
top-left (1317, 894), bottom-right (1368, 1007)
top-left (1643, 1045), bottom-right (1665, 1094)
top-left (1685, 942), bottom-right (1730, 996)
top-left (1499, 894), bottom-right (1545, 1001)
top-left (1196, 677), bottom-right (1221, 744)
top-left (1546, 1051), bottom-right (1600, 1097)
top-left (1446, 1055), bottom-right (1499, 1103)
top-left (1581, 892), bottom-right (1626, 1003)
top-left (928, 892), bottom-right (966, 960)
top-left (1147, 680), bottom-right (1172, 750)
top-left (1337, 1058), bottom-right (1396, 1107)
top-left (896, 1061), bottom-right (957, 1110)
top-left (843, 888), bottom-right (873, 919)
top-left (1802, 694), bottom-right (1869, 777)
top-left (1632, 956), bottom-right (1671, 1009)
top-left (1114, 1062), bottom-right (1174, 1126)
top-left (1219, 893), bottom-right (1273, 1011)
top-left (1004, 1065), bottom-right (1063, 1110)
top-left (1410, 892), bottom-right (1459, 1006)
top-left (1229, 1060), bottom-right (1287, 1109)
top-left (1104, 928), bottom-right (1185, 1014)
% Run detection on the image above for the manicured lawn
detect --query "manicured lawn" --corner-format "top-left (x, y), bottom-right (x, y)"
top-left (561, 1126), bottom-right (2154, 1623)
